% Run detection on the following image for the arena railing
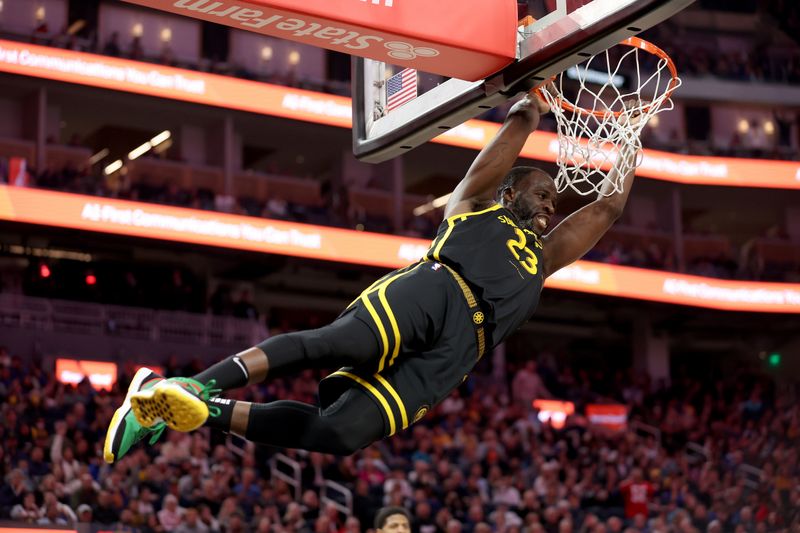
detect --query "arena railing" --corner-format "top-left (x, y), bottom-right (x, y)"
top-left (737, 463), bottom-right (765, 489)
top-left (0, 293), bottom-right (268, 348)
top-left (321, 480), bottom-right (354, 516)
top-left (684, 441), bottom-right (710, 465)
top-left (270, 453), bottom-right (303, 502)
top-left (629, 420), bottom-right (662, 447)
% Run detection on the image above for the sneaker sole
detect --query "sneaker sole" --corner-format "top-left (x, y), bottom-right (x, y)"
top-left (103, 367), bottom-right (153, 464)
top-left (130, 383), bottom-right (209, 432)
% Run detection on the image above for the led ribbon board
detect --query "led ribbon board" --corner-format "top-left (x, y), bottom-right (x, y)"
top-left (0, 40), bottom-right (797, 189)
top-left (2, 186), bottom-right (799, 313)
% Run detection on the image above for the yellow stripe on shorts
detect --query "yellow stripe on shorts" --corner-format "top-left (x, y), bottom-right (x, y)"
top-left (333, 371), bottom-right (397, 435)
top-left (373, 373), bottom-right (408, 429)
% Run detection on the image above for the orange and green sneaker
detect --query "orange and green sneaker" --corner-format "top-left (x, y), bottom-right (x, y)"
top-left (130, 377), bottom-right (221, 433)
top-left (103, 367), bottom-right (167, 464)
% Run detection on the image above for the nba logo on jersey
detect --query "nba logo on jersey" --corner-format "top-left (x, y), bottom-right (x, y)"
top-left (430, 263), bottom-right (443, 271)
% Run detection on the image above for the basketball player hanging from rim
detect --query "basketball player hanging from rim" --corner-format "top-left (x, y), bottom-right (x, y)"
top-left (103, 90), bottom-right (646, 463)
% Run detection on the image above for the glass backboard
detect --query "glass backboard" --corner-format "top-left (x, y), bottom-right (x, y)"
top-left (352, 0), bottom-right (694, 163)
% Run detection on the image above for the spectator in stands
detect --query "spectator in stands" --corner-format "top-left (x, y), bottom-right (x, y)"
top-left (175, 506), bottom-right (209, 533)
top-left (158, 493), bottom-right (185, 530)
top-left (130, 36), bottom-right (144, 61)
top-left (160, 42), bottom-right (176, 67)
top-left (619, 467), bottom-right (655, 521)
top-left (31, 19), bottom-right (50, 45)
top-left (1, 300), bottom-right (800, 532)
top-left (512, 360), bottom-right (551, 407)
top-left (375, 505), bottom-right (412, 532)
top-left (9, 492), bottom-right (40, 523)
top-left (103, 32), bottom-right (121, 57)
top-left (233, 289), bottom-right (259, 321)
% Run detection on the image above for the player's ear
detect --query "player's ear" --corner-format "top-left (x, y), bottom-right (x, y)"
top-left (502, 186), bottom-right (515, 203)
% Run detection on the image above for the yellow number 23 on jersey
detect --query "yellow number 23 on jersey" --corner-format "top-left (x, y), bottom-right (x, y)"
top-left (506, 228), bottom-right (539, 276)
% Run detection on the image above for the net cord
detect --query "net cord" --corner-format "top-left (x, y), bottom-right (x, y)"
top-left (537, 40), bottom-right (681, 197)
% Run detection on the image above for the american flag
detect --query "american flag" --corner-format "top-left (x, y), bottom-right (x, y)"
top-left (386, 68), bottom-right (418, 112)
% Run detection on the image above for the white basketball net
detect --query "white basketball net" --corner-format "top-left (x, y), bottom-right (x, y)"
top-left (537, 40), bottom-right (681, 196)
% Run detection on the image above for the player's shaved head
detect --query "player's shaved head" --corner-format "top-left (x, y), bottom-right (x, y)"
top-left (496, 166), bottom-right (552, 200)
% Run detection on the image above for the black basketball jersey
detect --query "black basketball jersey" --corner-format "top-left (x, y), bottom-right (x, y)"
top-left (424, 203), bottom-right (545, 346)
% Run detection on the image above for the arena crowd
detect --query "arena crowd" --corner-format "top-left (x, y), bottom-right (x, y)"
top-left (1, 345), bottom-right (797, 532)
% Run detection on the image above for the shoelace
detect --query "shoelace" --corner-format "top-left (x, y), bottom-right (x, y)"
top-left (147, 423), bottom-right (167, 445)
top-left (172, 377), bottom-right (223, 417)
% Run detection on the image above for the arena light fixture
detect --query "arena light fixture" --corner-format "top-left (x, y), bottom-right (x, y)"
top-left (566, 65), bottom-right (624, 88)
top-left (261, 46), bottom-right (273, 61)
top-left (128, 141), bottom-right (152, 161)
top-left (88, 148), bottom-right (110, 166)
top-left (160, 28), bottom-right (172, 42)
top-left (288, 50), bottom-right (301, 66)
top-left (132, 23), bottom-right (143, 37)
top-left (35, 6), bottom-right (45, 22)
top-left (150, 130), bottom-right (171, 146)
top-left (104, 159), bottom-right (123, 175)
top-left (764, 121), bottom-right (775, 135)
top-left (127, 131), bottom-right (171, 161)
top-left (67, 19), bottom-right (85, 36)
top-left (737, 119), bottom-right (750, 134)
top-left (413, 193), bottom-right (451, 216)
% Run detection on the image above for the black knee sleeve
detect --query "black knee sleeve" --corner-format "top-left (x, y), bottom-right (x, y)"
top-left (256, 314), bottom-right (379, 377)
top-left (316, 388), bottom-right (385, 455)
top-left (244, 388), bottom-right (385, 455)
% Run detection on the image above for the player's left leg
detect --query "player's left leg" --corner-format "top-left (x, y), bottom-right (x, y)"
top-left (202, 386), bottom-right (386, 455)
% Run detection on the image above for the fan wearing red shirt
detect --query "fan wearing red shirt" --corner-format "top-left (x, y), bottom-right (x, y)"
top-left (619, 468), bottom-right (655, 519)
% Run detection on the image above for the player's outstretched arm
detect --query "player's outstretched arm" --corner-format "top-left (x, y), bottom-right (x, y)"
top-left (541, 144), bottom-right (638, 278)
top-left (442, 93), bottom-right (549, 219)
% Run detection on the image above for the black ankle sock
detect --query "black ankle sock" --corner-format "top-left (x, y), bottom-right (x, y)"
top-left (193, 355), bottom-right (250, 391)
top-left (204, 397), bottom-right (235, 432)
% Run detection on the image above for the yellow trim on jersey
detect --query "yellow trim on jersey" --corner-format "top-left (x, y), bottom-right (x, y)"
top-left (332, 371), bottom-right (397, 435)
top-left (427, 203), bottom-right (503, 261)
top-left (444, 202), bottom-right (502, 224)
top-left (430, 218), bottom-right (455, 261)
top-left (373, 374), bottom-right (409, 429)
top-left (346, 270), bottom-right (396, 309)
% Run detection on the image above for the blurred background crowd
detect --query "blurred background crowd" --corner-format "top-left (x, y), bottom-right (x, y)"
top-left (1, 346), bottom-right (798, 533)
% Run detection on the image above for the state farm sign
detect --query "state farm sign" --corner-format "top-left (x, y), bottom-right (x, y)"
top-left (122, 0), bottom-right (516, 81)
